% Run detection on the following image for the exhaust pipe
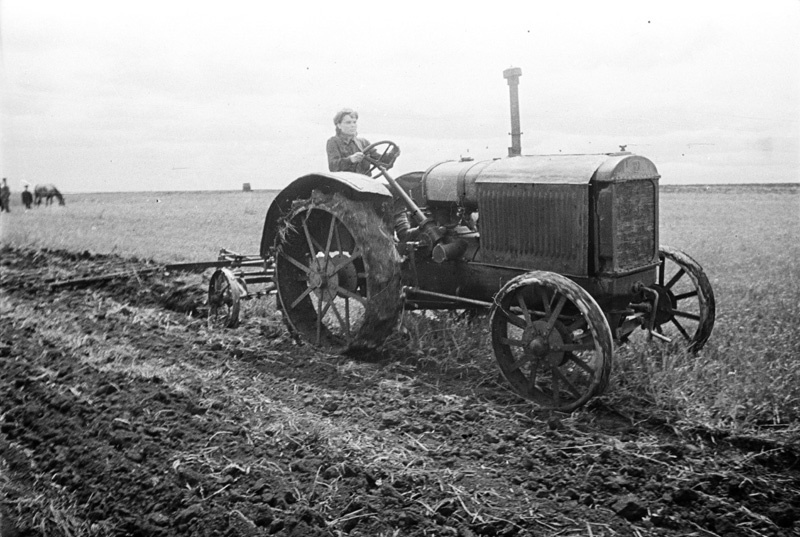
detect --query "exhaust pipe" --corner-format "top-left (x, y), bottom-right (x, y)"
top-left (503, 67), bottom-right (522, 157)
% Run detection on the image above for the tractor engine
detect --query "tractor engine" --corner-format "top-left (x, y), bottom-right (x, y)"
top-left (413, 151), bottom-right (661, 282)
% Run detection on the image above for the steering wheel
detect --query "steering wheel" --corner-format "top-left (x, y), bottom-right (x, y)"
top-left (361, 140), bottom-right (401, 178)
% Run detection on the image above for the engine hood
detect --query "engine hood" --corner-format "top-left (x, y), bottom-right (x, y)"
top-left (422, 153), bottom-right (660, 207)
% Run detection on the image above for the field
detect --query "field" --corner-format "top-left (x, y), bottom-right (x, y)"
top-left (1, 184), bottom-right (799, 536)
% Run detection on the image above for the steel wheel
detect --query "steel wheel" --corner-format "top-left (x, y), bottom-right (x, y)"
top-left (208, 268), bottom-right (242, 329)
top-left (646, 246), bottom-right (715, 352)
top-left (275, 191), bottom-right (402, 351)
top-left (490, 271), bottom-right (614, 412)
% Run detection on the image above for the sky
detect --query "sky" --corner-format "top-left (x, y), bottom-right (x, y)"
top-left (1, 0), bottom-right (798, 193)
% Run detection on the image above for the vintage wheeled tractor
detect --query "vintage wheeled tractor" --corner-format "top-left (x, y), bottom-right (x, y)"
top-left (250, 71), bottom-right (715, 412)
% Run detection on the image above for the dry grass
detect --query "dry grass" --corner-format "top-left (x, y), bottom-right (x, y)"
top-left (388, 186), bottom-right (800, 432)
top-left (2, 185), bottom-right (798, 433)
top-left (0, 190), bottom-right (278, 263)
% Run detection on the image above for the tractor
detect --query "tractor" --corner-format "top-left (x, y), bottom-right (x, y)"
top-left (245, 68), bottom-right (715, 412)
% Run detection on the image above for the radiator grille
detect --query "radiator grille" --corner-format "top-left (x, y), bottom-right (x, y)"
top-left (479, 184), bottom-right (587, 275)
top-left (614, 180), bottom-right (656, 270)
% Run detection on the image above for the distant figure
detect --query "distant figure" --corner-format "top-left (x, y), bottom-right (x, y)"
top-left (22, 185), bottom-right (33, 210)
top-left (326, 108), bottom-right (399, 175)
top-left (0, 178), bottom-right (10, 212)
top-left (34, 184), bottom-right (66, 207)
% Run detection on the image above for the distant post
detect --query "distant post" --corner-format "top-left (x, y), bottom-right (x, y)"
top-left (242, 183), bottom-right (252, 192)
top-left (503, 67), bottom-right (523, 157)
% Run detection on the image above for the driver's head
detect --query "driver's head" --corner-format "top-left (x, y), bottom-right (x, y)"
top-left (334, 108), bottom-right (358, 137)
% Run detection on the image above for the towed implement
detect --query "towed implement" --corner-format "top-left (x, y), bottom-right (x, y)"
top-left (209, 68), bottom-right (715, 412)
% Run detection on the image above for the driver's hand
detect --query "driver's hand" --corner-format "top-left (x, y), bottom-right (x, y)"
top-left (349, 152), bottom-right (365, 163)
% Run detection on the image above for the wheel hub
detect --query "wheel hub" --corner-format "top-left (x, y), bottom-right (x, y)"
top-left (308, 257), bottom-right (340, 302)
top-left (651, 284), bottom-right (676, 325)
top-left (526, 320), bottom-right (566, 365)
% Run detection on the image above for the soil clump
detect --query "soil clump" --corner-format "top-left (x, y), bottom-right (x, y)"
top-left (1, 246), bottom-right (798, 536)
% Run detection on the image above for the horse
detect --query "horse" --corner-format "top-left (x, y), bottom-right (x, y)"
top-left (34, 184), bottom-right (65, 207)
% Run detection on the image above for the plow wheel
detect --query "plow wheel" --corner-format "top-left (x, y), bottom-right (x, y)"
top-left (208, 268), bottom-right (242, 329)
top-left (490, 271), bottom-right (613, 412)
top-left (644, 246), bottom-right (716, 353)
top-left (275, 191), bottom-right (402, 352)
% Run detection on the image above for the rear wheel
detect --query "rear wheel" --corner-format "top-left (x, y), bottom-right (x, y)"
top-left (490, 272), bottom-right (614, 412)
top-left (275, 191), bottom-right (402, 352)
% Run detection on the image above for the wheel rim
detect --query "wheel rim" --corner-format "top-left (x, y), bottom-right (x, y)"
top-left (275, 193), bottom-right (402, 351)
top-left (491, 273), bottom-right (613, 412)
top-left (208, 269), bottom-right (240, 329)
top-left (651, 246), bottom-right (715, 352)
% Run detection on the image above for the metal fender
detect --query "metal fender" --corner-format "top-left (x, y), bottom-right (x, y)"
top-left (260, 172), bottom-right (393, 258)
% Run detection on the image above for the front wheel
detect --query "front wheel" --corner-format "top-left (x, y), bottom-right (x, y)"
top-left (490, 272), bottom-right (614, 412)
top-left (625, 246), bottom-right (715, 353)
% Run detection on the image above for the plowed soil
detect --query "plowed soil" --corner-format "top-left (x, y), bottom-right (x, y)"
top-left (1, 247), bottom-right (798, 536)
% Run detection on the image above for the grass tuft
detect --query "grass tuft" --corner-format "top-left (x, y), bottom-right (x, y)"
top-left (2, 186), bottom-right (798, 436)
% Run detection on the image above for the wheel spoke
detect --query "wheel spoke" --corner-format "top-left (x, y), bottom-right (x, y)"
top-left (658, 256), bottom-right (666, 286)
top-left (334, 223), bottom-right (344, 252)
top-left (312, 293), bottom-right (336, 346)
top-left (665, 268), bottom-right (686, 290)
top-left (210, 284), bottom-right (228, 306)
top-left (289, 285), bottom-right (315, 310)
top-left (319, 294), bottom-right (335, 322)
top-left (336, 286), bottom-right (368, 305)
top-left (344, 298), bottom-right (351, 336)
top-left (551, 364), bottom-right (560, 408)
top-left (673, 310), bottom-right (700, 321)
top-left (496, 305), bottom-right (528, 329)
top-left (544, 294), bottom-right (567, 334)
top-left (670, 317), bottom-right (692, 341)
top-left (673, 290), bottom-right (698, 301)
top-left (279, 251), bottom-right (312, 275)
top-left (328, 301), bottom-right (353, 343)
top-left (331, 248), bottom-right (362, 273)
top-left (527, 354), bottom-right (540, 386)
top-left (517, 293), bottom-right (532, 325)
top-left (314, 295), bottom-right (323, 345)
top-left (323, 215), bottom-right (336, 271)
top-left (302, 215), bottom-right (318, 256)
top-left (552, 366), bottom-right (582, 399)
top-left (537, 287), bottom-right (551, 317)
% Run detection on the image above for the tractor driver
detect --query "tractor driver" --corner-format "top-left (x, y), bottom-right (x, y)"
top-left (326, 108), bottom-right (418, 241)
top-left (326, 108), bottom-right (400, 174)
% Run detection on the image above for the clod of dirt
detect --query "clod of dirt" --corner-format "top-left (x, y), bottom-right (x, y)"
top-left (1, 246), bottom-right (799, 537)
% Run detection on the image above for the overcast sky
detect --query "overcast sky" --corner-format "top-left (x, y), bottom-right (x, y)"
top-left (1, 0), bottom-right (798, 192)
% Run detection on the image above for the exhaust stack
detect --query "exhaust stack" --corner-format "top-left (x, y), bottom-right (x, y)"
top-left (503, 67), bottom-right (522, 157)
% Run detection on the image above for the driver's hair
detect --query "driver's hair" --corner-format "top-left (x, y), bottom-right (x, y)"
top-left (333, 108), bottom-right (358, 134)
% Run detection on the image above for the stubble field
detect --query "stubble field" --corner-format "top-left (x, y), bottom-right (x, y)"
top-left (1, 184), bottom-right (799, 536)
